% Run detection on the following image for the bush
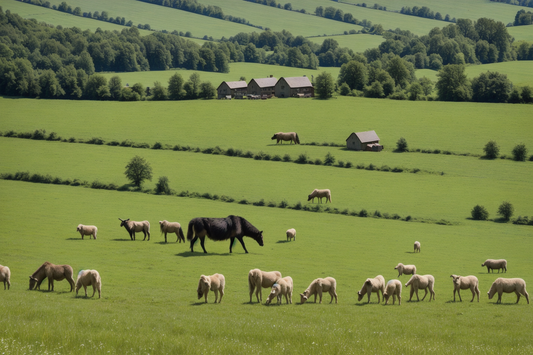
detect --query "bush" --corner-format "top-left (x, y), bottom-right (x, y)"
top-left (295, 153), bottom-right (309, 164)
top-left (87, 137), bottom-right (104, 145)
top-left (155, 176), bottom-right (171, 195)
top-left (253, 199), bottom-right (265, 206)
top-left (497, 201), bottom-right (514, 221)
top-left (220, 195), bottom-right (234, 203)
top-left (359, 209), bottom-right (368, 217)
top-left (238, 199), bottom-right (250, 205)
top-left (337, 161), bottom-right (344, 168)
top-left (345, 161), bottom-right (353, 168)
top-left (31, 129), bottom-right (46, 140)
top-left (404, 215), bottom-right (412, 221)
top-left (18, 132), bottom-right (32, 139)
top-left (120, 140), bottom-right (134, 147)
top-left (373, 210), bottom-right (382, 218)
top-left (4, 130), bottom-right (16, 137)
top-left (243, 151), bottom-right (254, 158)
top-left (68, 137), bottom-right (77, 143)
top-left (512, 143), bottom-right (527, 161)
top-left (433, 149), bottom-right (441, 154)
top-left (483, 140), bottom-right (499, 159)
top-left (201, 193), bottom-right (212, 199)
top-left (282, 154), bottom-right (292, 162)
top-left (356, 163), bottom-right (365, 169)
top-left (133, 142), bottom-right (150, 148)
top-left (324, 152), bottom-right (336, 166)
top-left (272, 154), bottom-right (282, 161)
top-left (471, 205), bottom-right (489, 220)
top-left (392, 167), bottom-right (404, 173)
top-left (108, 140), bottom-right (120, 146)
top-left (513, 216), bottom-right (530, 225)
top-left (292, 201), bottom-right (302, 210)
top-left (396, 137), bottom-right (408, 152)
top-left (380, 165), bottom-right (390, 172)
top-left (278, 200), bottom-right (289, 208)
top-left (212, 146), bottom-right (224, 155)
top-left (314, 158), bottom-right (323, 165)
top-left (267, 201), bottom-right (277, 207)
top-left (47, 132), bottom-right (60, 141)
top-left (366, 163), bottom-right (376, 170)
top-left (152, 142), bottom-right (163, 149)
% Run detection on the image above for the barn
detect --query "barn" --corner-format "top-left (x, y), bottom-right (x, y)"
top-left (346, 130), bottom-right (383, 151)
top-left (274, 76), bottom-right (314, 98)
top-left (247, 76), bottom-right (277, 98)
top-left (217, 81), bottom-right (248, 99)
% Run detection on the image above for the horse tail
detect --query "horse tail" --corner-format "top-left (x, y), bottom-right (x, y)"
top-left (187, 219), bottom-right (195, 241)
top-left (248, 271), bottom-right (255, 292)
top-left (179, 227), bottom-right (185, 241)
top-left (328, 191), bottom-right (332, 203)
top-left (295, 133), bottom-right (300, 144)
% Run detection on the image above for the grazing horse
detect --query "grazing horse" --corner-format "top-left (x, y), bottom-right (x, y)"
top-left (119, 218), bottom-right (150, 241)
top-left (271, 132), bottom-right (300, 145)
top-left (307, 189), bottom-right (332, 203)
top-left (29, 262), bottom-right (75, 292)
top-left (159, 220), bottom-right (185, 243)
top-left (187, 215), bottom-right (264, 253)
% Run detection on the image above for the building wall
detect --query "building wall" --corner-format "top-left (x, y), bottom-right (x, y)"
top-left (217, 83), bottom-right (231, 99)
top-left (274, 78), bottom-right (291, 98)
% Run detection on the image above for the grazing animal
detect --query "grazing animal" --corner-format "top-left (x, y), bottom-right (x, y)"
top-left (450, 275), bottom-right (480, 302)
top-left (357, 275), bottom-right (386, 303)
top-left (394, 263), bottom-right (417, 277)
top-left (248, 269), bottom-right (282, 303)
top-left (76, 270), bottom-right (101, 298)
top-left (0, 265), bottom-right (11, 290)
top-left (482, 259), bottom-right (507, 273)
top-left (187, 215), bottom-right (264, 253)
top-left (266, 276), bottom-right (293, 305)
top-left (307, 189), bottom-right (332, 203)
top-left (119, 218), bottom-right (150, 241)
top-left (271, 132), bottom-right (300, 145)
top-left (405, 274), bottom-right (435, 302)
top-left (383, 279), bottom-right (402, 305)
top-left (286, 228), bottom-right (296, 242)
top-left (414, 241), bottom-right (421, 253)
top-left (488, 278), bottom-right (529, 304)
top-left (76, 224), bottom-right (97, 240)
top-left (197, 274), bottom-right (225, 303)
top-left (29, 262), bottom-right (75, 292)
top-left (300, 277), bottom-right (337, 304)
top-left (159, 220), bottom-right (185, 243)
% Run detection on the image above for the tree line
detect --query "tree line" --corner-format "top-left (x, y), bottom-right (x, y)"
top-left (514, 9), bottom-right (533, 25)
top-left (490, 0), bottom-right (533, 8)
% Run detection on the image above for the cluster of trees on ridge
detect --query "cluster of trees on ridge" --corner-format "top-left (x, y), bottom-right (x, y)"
top-left (490, 0), bottom-right (533, 8)
top-left (514, 10), bottom-right (533, 25)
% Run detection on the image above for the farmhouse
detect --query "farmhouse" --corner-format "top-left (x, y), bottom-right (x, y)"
top-left (217, 81), bottom-right (247, 99)
top-left (346, 130), bottom-right (383, 151)
top-left (274, 76), bottom-right (314, 98)
top-left (247, 76), bottom-right (277, 98)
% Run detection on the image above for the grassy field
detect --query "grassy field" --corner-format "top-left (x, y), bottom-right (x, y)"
top-left (508, 25), bottom-right (533, 42)
top-left (306, 33), bottom-right (385, 54)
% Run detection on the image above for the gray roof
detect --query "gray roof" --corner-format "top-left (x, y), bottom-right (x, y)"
top-left (223, 81), bottom-right (247, 89)
top-left (251, 77), bottom-right (278, 88)
top-left (282, 76), bottom-right (313, 88)
top-left (346, 130), bottom-right (380, 143)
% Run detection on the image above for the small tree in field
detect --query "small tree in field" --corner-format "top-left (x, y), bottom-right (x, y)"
top-left (124, 156), bottom-right (152, 187)
top-left (155, 176), bottom-right (171, 195)
top-left (497, 201), bottom-right (514, 221)
top-left (483, 140), bottom-right (499, 159)
top-left (396, 137), bottom-right (408, 152)
top-left (471, 205), bottom-right (489, 220)
top-left (324, 152), bottom-right (336, 166)
top-left (512, 143), bottom-right (527, 161)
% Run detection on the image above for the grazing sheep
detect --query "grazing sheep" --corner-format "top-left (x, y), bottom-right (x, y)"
top-left (307, 189), bottom-right (332, 203)
top-left (300, 277), bottom-right (338, 304)
top-left (414, 241), bottom-right (421, 253)
top-left (76, 270), bottom-right (101, 298)
top-left (197, 274), bottom-right (225, 303)
top-left (482, 259), bottom-right (507, 273)
top-left (450, 275), bottom-right (480, 302)
top-left (0, 265), bottom-right (11, 290)
top-left (77, 224), bottom-right (97, 240)
top-left (248, 269), bottom-right (282, 303)
top-left (405, 274), bottom-right (435, 302)
top-left (119, 218), bottom-right (150, 241)
top-left (286, 228), bottom-right (296, 242)
top-left (394, 263), bottom-right (417, 277)
top-left (266, 276), bottom-right (293, 305)
top-left (488, 278), bottom-right (529, 304)
top-left (357, 275), bottom-right (386, 303)
top-left (159, 220), bottom-right (185, 243)
top-left (383, 279), bottom-right (402, 305)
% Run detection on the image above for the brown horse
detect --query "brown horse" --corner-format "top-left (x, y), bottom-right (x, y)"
top-left (29, 262), bottom-right (75, 292)
top-left (271, 132), bottom-right (300, 144)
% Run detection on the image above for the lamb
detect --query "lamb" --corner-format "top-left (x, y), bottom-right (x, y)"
top-left (300, 277), bottom-right (338, 304)
top-left (0, 265), bottom-right (11, 290)
top-left (414, 241), bottom-right (421, 253)
top-left (357, 275), bottom-right (385, 303)
top-left (450, 275), bottom-right (480, 302)
top-left (77, 224), bottom-right (97, 240)
top-left (307, 189), bottom-right (332, 203)
top-left (405, 274), bottom-right (435, 302)
top-left (482, 259), bottom-right (507, 273)
top-left (487, 278), bottom-right (529, 304)
top-left (248, 269), bottom-right (282, 303)
top-left (197, 274), bottom-right (225, 303)
top-left (383, 279), bottom-right (402, 305)
top-left (394, 263), bottom-right (416, 277)
top-left (265, 276), bottom-right (293, 305)
top-left (76, 270), bottom-right (101, 298)
top-left (286, 228), bottom-right (296, 242)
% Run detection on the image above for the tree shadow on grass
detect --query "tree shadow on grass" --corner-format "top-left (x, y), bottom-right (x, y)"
top-left (276, 240), bottom-right (290, 244)
top-left (175, 251), bottom-right (233, 257)
top-left (405, 251), bottom-right (415, 254)
top-left (65, 238), bottom-right (83, 241)
top-left (110, 238), bottom-right (134, 242)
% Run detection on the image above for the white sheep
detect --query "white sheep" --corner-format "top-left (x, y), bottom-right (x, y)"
top-left (300, 277), bottom-right (337, 304)
top-left (405, 274), bottom-right (435, 302)
top-left (266, 276), bottom-right (293, 305)
top-left (286, 228), bottom-right (296, 242)
top-left (248, 269), bottom-right (282, 303)
top-left (450, 275), bottom-right (480, 302)
top-left (197, 274), bottom-right (225, 303)
top-left (482, 259), bottom-right (507, 273)
top-left (76, 270), bottom-right (101, 298)
top-left (383, 279), bottom-right (402, 305)
top-left (357, 275), bottom-right (385, 303)
top-left (414, 241), bottom-right (421, 253)
top-left (0, 265), bottom-right (11, 290)
top-left (77, 224), bottom-right (98, 240)
top-left (487, 278), bottom-right (529, 304)
top-left (394, 263), bottom-right (417, 277)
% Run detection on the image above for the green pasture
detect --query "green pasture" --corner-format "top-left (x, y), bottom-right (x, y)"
top-left (508, 25), bottom-right (533, 42)
top-left (306, 33), bottom-right (385, 54)
top-left (341, 0), bottom-right (531, 25)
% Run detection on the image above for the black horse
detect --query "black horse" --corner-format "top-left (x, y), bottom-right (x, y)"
top-left (186, 215), bottom-right (264, 253)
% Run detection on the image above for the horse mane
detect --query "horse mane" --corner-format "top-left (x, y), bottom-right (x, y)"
top-left (237, 216), bottom-right (260, 236)
top-left (31, 261), bottom-right (50, 278)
